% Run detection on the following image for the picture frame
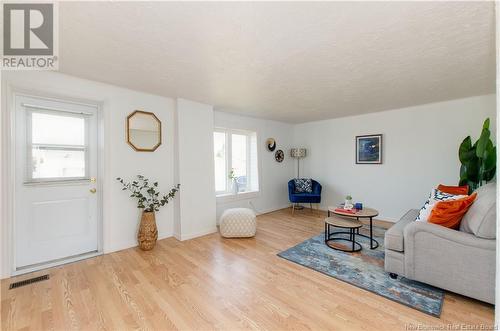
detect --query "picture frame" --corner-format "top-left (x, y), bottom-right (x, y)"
top-left (356, 134), bottom-right (382, 164)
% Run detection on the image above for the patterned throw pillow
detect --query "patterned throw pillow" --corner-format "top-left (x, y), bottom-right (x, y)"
top-left (294, 178), bottom-right (313, 193)
top-left (416, 189), bottom-right (467, 222)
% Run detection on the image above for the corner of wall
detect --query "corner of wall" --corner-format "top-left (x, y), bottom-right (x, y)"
top-left (174, 98), bottom-right (217, 241)
top-left (494, 0), bottom-right (499, 323)
top-left (173, 99), bottom-right (181, 239)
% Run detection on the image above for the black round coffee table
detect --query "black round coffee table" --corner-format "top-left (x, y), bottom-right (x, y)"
top-left (324, 216), bottom-right (363, 252)
top-left (328, 207), bottom-right (380, 249)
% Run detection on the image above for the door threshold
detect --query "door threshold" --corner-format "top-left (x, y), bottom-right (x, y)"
top-left (13, 251), bottom-right (102, 276)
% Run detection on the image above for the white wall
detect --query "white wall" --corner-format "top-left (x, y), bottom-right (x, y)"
top-left (214, 112), bottom-right (295, 219)
top-left (1, 71), bottom-right (176, 277)
top-left (495, 1), bottom-right (499, 323)
top-left (293, 94), bottom-right (496, 222)
top-left (175, 99), bottom-right (217, 240)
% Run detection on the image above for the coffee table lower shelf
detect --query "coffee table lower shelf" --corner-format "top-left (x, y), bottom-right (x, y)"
top-left (324, 217), bottom-right (363, 253)
top-left (328, 207), bottom-right (380, 250)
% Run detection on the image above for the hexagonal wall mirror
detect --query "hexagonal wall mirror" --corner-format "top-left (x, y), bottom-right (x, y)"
top-left (127, 110), bottom-right (162, 152)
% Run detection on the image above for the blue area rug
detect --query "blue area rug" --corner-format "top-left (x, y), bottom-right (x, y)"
top-left (277, 226), bottom-right (444, 317)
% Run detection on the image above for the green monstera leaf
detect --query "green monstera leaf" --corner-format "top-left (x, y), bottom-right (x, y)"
top-left (476, 127), bottom-right (491, 158)
top-left (459, 136), bottom-right (474, 164)
top-left (459, 164), bottom-right (468, 187)
top-left (483, 118), bottom-right (490, 130)
top-left (483, 144), bottom-right (496, 171)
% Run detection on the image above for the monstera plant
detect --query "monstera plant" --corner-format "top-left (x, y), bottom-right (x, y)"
top-left (459, 118), bottom-right (496, 193)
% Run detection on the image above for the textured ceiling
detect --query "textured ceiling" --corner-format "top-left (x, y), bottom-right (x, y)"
top-left (58, 1), bottom-right (495, 123)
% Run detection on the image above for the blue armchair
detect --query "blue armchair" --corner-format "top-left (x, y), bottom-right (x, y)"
top-left (288, 179), bottom-right (322, 215)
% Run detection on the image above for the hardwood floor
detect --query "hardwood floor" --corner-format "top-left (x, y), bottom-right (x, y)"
top-left (1, 209), bottom-right (494, 330)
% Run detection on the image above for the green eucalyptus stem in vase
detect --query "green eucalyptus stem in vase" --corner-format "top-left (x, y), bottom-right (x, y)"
top-left (229, 168), bottom-right (237, 193)
top-left (117, 175), bottom-right (180, 250)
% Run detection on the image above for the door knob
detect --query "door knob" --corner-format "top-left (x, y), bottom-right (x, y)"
top-left (89, 188), bottom-right (97, 194)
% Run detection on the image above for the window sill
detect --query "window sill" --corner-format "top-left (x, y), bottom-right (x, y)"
top-left (216, 190), bottom-right (260, 203)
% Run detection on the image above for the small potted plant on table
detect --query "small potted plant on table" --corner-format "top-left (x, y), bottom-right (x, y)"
top-left (344, 195), bottom-right (354, 210)
top-left (117, 175), bottom-right (180, 250)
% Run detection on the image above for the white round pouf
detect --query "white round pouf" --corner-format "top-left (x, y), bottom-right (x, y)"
top-left (219, 208), bottom-right (256, 238)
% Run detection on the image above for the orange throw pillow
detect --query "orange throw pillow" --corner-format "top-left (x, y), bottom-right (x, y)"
top-left (428, 193), bottom-right (477, 229)
top-left (437, 184), bottom-right (469, 195)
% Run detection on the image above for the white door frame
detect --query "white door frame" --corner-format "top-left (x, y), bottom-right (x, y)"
top-left (2, 85), bottom-right (104, 277)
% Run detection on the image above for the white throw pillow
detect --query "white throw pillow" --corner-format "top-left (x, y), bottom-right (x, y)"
top-left (415, 189), bottom-right (467, 222)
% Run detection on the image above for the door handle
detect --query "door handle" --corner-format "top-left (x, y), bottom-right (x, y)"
top-left (89, 188), bottom-right (97, 194)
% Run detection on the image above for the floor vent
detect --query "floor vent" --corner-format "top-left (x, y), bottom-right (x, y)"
top-left (9, 274), bottom-right (49, 289)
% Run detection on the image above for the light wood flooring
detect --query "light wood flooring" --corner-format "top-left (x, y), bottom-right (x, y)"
top-left (1, 209), bottom-right (494, 330)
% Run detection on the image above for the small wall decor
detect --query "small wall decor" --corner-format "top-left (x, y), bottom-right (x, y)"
top-left (127, 110), bottom-right (162, 152)
top-left (356, 134), bottom-right (382, 164)
top-left (275, 149), bottom-right (284, 162)
top-left (266, 138), bottom-right (276, 151)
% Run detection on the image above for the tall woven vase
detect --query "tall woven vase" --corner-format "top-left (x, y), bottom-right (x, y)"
top-left (138, 211), bottom-right (158, 250)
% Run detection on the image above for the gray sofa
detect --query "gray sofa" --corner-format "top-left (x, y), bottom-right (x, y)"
top-left (384, 182), bottom-right (496, 304)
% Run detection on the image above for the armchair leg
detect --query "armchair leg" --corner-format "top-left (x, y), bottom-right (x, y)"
top-left (291, 203), bottom-right (295, 216)
top-left (310, 203), bottom-right (313, 213)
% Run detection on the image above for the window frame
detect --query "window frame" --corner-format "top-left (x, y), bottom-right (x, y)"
top-left (214, 128), bottom-right (229, 195)
top-left (25, 108), bottom-right (90, 183)
top-left (214, 127), bottom-right (259, 199)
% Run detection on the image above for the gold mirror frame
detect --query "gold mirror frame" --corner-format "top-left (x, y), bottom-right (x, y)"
top-left (126, 110), bottom-right (162, 152)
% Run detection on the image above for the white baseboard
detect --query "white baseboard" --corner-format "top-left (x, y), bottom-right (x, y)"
top-left (105, 233), bottom-right (174, 254)
top-left (254, 204), bottom-right (291, 215)
top-left (287, 205), bottom-right (398, 223)
top-left (176, 227), bottom-right (218, 241)
top-left (376, 215), bottom-right (398, 223)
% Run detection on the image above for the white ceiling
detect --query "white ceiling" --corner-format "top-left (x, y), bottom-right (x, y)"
top-left (59, 1), bottom-right (495, 123)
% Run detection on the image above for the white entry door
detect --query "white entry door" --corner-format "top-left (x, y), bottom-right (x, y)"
top-left (14, 95), bottom-right (100, 271)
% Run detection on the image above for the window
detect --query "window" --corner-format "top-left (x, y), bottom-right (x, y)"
top-left (214, 128), bottom-right (259, 197)
top-left (27, 109), bottom-right (88, 182)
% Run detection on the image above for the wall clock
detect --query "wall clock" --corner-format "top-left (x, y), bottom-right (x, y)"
top-left (275, 149), bottom-right (284, 162)
top-left (266, 138), bottom-right (276, 152)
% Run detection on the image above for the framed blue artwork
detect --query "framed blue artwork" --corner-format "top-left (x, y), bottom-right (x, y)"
top-left (356, 134), bottom-right (382, 164)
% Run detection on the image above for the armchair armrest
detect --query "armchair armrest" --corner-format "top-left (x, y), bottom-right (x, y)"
top-left (312, 181), bottom-right (322, 195)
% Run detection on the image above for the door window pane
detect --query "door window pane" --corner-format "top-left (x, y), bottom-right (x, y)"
top-left (214, 132), bottom-right (226, 192)
top-left (32, 148), bottom-right (85, 179)
top-left (32, 112), bottom-right (85, 145)
top-left (29, 110), bottom-right (87, 181)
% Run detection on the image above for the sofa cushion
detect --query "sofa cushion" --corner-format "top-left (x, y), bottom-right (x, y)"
top-left (289, 193), bottom-right (321, 203)
top-left (460, 182), bottom-right (496, 239)
top-left (385, 209), bottom-right (419, 252)
top-left (437, 184), bottom-right (469, 195)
